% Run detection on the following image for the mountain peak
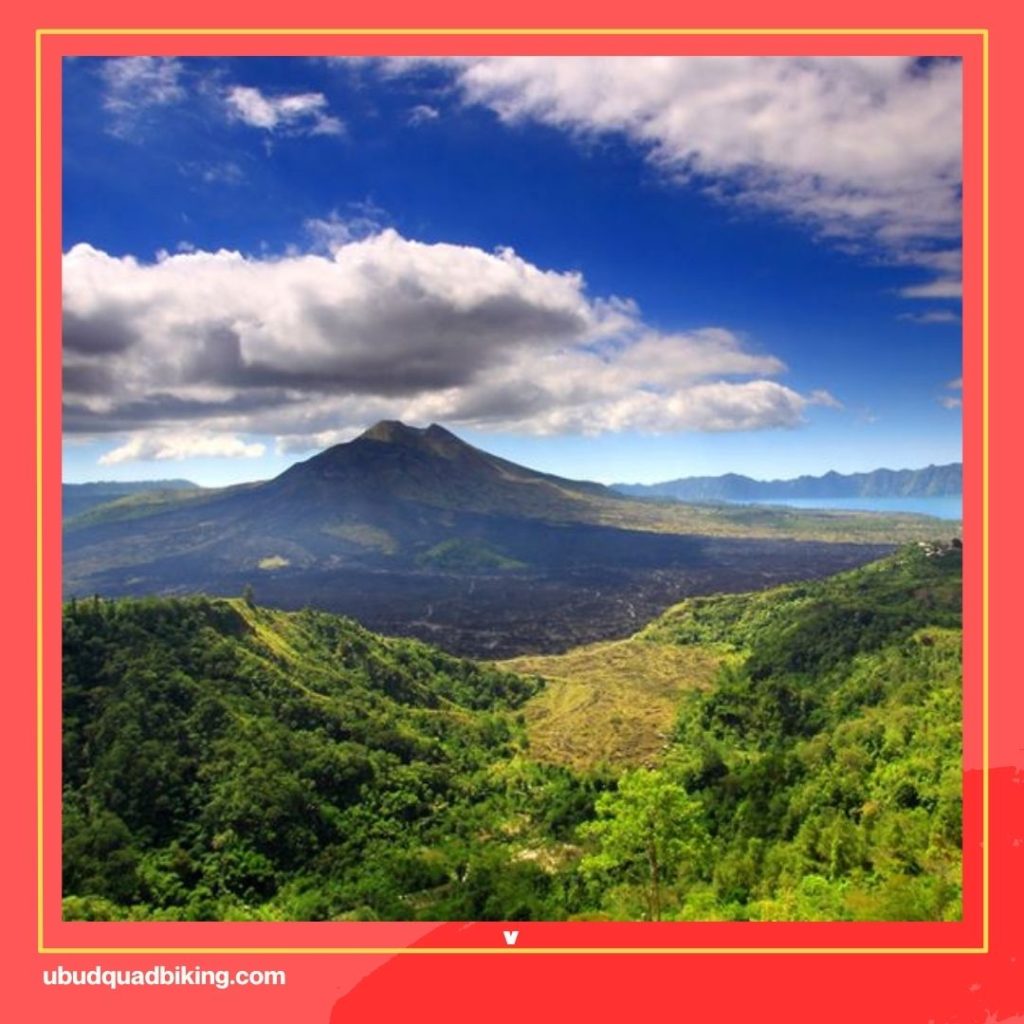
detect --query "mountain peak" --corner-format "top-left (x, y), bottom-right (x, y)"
top-left (359, 419), bottom-right (460, 440)
top-left (359, 420), bottom-right (427, 444)
top-left (356, 420), bottom-right (468, 456)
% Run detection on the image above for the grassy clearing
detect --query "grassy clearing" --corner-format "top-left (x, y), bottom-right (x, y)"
top-left (416, 537), bottom-right (527, 571)
top-left (500, 638), bottom-right (725, 771)
top-left (258, 555), bottom-right (290, 570)
top-left (321, 522), bottom-right (398, 554)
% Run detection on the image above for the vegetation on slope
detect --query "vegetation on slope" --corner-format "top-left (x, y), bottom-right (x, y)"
top-left (490, 543), bottom-right (963, 921)
top-left (62, 596), bottom-right (593, 922)
top-left (62, 480), bottom-right (200, 521)
top-left (416, 537), bottom-right (527, 572)
top-left (63, 486), bottom-right (224, 531)
top-left (588, 543), bottom-right (963, 921)
top-left (62, 544), bottom-right (962, 922)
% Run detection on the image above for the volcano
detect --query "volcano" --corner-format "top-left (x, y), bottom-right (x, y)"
top-left (63, 421), bottom-right (901, 655)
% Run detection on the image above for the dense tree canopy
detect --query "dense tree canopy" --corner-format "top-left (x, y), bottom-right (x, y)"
top-left (63, 544), bottom-right (962, 922)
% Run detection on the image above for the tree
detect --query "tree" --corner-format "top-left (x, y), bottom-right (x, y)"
top-left (579, 768), bottom-right (707, 920)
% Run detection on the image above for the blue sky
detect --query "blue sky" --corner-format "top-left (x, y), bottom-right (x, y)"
top-left (62, 56), bottom-right (963, 486)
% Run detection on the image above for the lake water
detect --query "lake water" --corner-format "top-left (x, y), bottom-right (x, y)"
top-left (724, 496), bottom-right (962, 520)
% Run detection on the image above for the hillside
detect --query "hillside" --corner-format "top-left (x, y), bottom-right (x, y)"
top-left (62, 479), bottom-right (201, 520)
top-left (503, 541), bottom-right (963, 921)
top-left (500, 540), bottom-right (961, 775)
top-left (62, 595), bottom-right (566, 922)
top-left (615, 462), bottom-right (962, 501)
top-left (63, 544), bottom-right (962, 922)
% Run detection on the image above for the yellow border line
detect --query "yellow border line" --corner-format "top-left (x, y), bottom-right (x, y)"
top-left (37, 27), bottom-right (987, 34)
top-left (39, 947), bottom-right (987, 955)
top-left (980, 26), bottom-right (990, 956)
top-left (36, 28), bottom-right (987, 954)
top-left (35, 26), bottom-right (46, 955)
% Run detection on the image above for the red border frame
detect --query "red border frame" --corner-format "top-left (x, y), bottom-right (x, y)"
top-left (39, 26), bottom-right (986, 957)
top-left (6, 3), bottom-right (1024, 1021)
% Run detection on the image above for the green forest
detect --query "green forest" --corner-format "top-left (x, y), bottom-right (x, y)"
top-left (62, 542), bottom-right (962, 922)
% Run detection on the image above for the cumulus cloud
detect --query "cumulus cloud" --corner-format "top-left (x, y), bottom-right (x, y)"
top-left (99, 57), bottom-right (187, 136)
top-left (384, 56), bottom-right (961, 287)
top-left (98, 431), bottom-right (266, 465)
top-left (63, 232), bottom-right (838, 457)
top-left (226, 86), bottom-right (343, 136)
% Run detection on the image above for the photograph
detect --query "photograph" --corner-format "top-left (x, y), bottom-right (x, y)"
top-left (59, 53), bottom-right (966, 925)
top-left (11, 5), bottom-right (1024, 1022)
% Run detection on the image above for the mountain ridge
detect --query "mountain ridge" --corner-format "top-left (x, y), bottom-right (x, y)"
top-left (613, 462), bottom-right (962, 501)
top-left (62, 479), bottom-right (202, 520)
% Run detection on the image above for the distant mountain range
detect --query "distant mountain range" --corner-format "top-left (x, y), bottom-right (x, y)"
top-left (63, 479), bottom-right (200, 520)
top-left (613, 463), bottom-right (962, 502)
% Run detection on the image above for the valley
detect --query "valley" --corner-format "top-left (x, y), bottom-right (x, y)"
top-left (69, 531), bottom-right (898, 658)
top-left (62, 543), bottom-right (962, 923)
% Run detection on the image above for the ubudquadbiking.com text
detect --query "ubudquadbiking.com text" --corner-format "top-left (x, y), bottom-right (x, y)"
top-left (42, 964), bottom-right (286, 991)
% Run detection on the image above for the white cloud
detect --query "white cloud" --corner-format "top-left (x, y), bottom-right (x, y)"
top-left (226, 86), bottom-right (343, 136)
top-left (408, 103), bottom-right (440, 125)
top-left (388, 56), bottom-right (961, 286)
top-left (63, 232), bottom-right (839, 455)
top-left (99, 57), bottom-right (186, 136)
top-left (899, 280), bottom-right (963, 299)
top-left (99, 432), bottom-right (266, 465)
top-left (95, 61), bottom-right (344, 142)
